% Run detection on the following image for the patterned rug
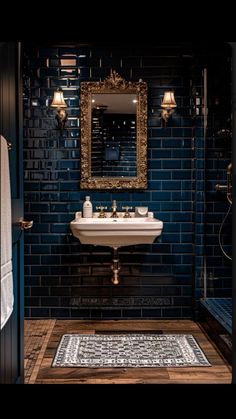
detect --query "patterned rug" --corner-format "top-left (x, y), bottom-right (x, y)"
top-left (52, 334), bottom-right (211, 368)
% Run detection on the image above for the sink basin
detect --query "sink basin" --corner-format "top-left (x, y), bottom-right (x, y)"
top-left (70, 217), bottom-right (163, 248)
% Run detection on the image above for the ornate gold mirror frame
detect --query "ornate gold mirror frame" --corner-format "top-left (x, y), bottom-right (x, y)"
top-left (80, 71), bottom-right (148, 189)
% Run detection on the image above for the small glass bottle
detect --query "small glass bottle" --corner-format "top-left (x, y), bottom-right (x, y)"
top-left (83, 196), bottom-right (93, 218)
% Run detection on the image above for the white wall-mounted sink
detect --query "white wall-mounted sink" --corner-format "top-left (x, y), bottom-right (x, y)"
top-left (70, 216), bottom-right (163, 248)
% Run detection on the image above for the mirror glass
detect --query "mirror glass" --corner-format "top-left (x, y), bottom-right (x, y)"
top-left (80, 71), bottom-right (147, 189)
top-left (91, 93), bottom-right (137, 178)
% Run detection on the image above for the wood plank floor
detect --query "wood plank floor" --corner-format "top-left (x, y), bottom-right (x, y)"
top-left (24, 319), bottom-right (56, 384)
top-left (24, 320), bottom-right (232, 384)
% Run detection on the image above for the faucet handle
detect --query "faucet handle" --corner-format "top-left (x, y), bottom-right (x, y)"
top-left (122, 206), bottom-right (133, 217)
top-left (122, 206), bottom-right (133, 210)
top-left (96, 205), bottom-right (107, 210)
top-left (96, 205), bottom-right (107, 218)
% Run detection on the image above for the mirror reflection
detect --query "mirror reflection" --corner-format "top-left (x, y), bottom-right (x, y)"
top-left (80, 71), bottom-right (147, 189)
top-left (91, 94), bottom-right (137, 178)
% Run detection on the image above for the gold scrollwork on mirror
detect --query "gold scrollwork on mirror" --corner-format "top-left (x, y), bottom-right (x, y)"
top-left (80, 71), bottom-right (147, 189)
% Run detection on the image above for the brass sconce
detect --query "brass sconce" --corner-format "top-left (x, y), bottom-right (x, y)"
top-left (50, 89), bottom-right (68, 130)
top-left (161, 91), bottom-right (177, 123)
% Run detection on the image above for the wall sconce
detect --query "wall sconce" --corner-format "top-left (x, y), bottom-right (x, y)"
top-left (161, 91), bottom-right (177, 123)
top-left (50, 89), bottom-right (68, 130)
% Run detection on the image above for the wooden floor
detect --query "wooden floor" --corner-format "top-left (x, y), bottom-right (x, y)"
top-left (24, 319), bottom-right (56, 384)
top-left (24, 319), bottom-right (232, 384)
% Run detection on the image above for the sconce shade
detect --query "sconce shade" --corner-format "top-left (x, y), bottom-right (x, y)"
top-left (50, 89), bottom-right (68, 131)
top-left (51, 90), bottom-right (67, 108)
top-left (161, 91), bottom-right (177, 124)
top-left (161, 91), bottom-right (177, 109)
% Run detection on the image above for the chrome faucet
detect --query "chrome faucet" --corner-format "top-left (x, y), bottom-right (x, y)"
top-left (110, 200), bottom-right (119, 218)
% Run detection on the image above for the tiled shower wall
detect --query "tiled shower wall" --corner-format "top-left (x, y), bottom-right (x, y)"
top-left (191, 48), bottom-right (232, 305)
top-left (205, 55), bottom-right (232, 299)
top-left (23, 42), bottom-right (231, 319)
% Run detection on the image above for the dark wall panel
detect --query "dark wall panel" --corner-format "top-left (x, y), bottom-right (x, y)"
top-left (0, 42), bottom-right (24, 384)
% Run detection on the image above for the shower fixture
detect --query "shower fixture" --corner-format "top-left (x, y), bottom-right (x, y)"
top-left (215, 162), bottom-right (232, 261)
top-left (227, 163), bottom-right (233, 205)
top-left (215, 162), bottom-right (232, 204)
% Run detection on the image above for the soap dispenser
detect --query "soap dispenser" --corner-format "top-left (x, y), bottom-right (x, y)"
top-left (83, 196), bottom-right (93, 218)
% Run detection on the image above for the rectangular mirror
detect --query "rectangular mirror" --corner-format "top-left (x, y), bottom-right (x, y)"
top-left (80, 71), bottom-right (148, 189)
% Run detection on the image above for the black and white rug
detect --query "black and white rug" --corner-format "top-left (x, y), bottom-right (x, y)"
top-left (52, 334), bottom-right (211, 368)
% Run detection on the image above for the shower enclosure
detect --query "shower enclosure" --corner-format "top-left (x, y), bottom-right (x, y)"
top-left (196, 45), bottom-right (232, 361)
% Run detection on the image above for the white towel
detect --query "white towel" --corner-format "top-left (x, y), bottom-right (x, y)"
top-left (1, 135), bottom-right (14, 329)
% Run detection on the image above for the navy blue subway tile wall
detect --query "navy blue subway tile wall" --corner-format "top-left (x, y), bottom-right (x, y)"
top-left (204, 58), bottom-right (232, 299)
top-left (194, 55), bottom-right (232, 305)
top-left (23, 42), bottom-right (232, 319)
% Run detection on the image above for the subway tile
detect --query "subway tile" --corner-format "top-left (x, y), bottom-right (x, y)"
top-left (90, 309), bottom-right (102, 319)
top-left (24, 182), bottom-right (40, 191)
top-left (152, 150), bottom-right (172, 159)
top-left (31, 203), bottom-right (49, 213)
top-left (162, 233), bottom-right (180, 244)
top-left (148, 159), bottom-right (162, 170)
top-left (41, 255), bottom-right (61, 265)
top-left (30, 223), bottom-right (49, 233)
top-left (162, 308), bottom-right (182, 317)
top-left (24, 235), bottom-right (40, 244)
top-left (40, 183), bottom-right (59, 191)
top-left (25, 297), bottom-right (40, 307)
top-left (173, 149), bottom-right (192, 158)
top-left (142, 308), bottom-right (161, 318)
top-left (50, 203), bottom-right (70, 212)
top-left (162, 160), bottom-right (182, 169)
top-left (172, 191), bottom-right (192, 201)
top-left (30, 308), bottom-right (50, 317)
top-left (71, 309), bottom-right (91, 318)
top-left (41, 214), bottom-right (59, 223)
top-left (172, 170), bottom-right (192, 180)
top-left (31, 265), bottom-right (50, 275)
top-left (50, 266), bottom-right (70, 275)
top-left (31, 245), bottom-right (51, 254)
top-left (172, 244), bottom-right (193, 253)
top-left (163, 223), bottom-right (181, 233)
top-left (161, 202), bottom-right (180, 211)
top-left (173, 265), bottom-right (192, 274)
top-left (102, 310), bottom-right (122, 318)
top-left (59, 180), bottom-right (80, 189)
top-left (172, 213), bottom-right (192, 222)
top-left (60, 214), bottom-right (75, 223)
top-left (181, 223), bottom-right (193, 232)
top-left (162, 181), bottom-right (182, 190)
top-left (51, 224), bottom-right (70, 234)
top-left (24, 275), bottom-right (41, 287)
top-left (25, 255), bottom-right (40, 265)
top-left (181, 202), bottom-right (192, 211)
top-left (152, 192), bottom-right (172, 201)
top-left (51, 308), bottom-right (71, 317)
top-left (41, 276), bottom-right (60, 286)
top-left (182, 255), bottom-right (194, 266)
top-left (181, 233), bottom-right (194, 243)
